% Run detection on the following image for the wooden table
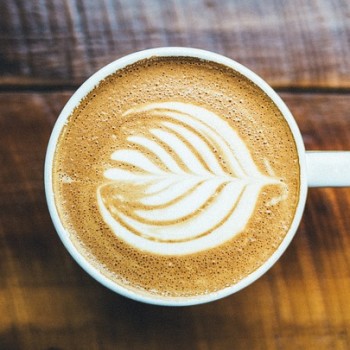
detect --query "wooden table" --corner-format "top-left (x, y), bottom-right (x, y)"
top-left (1, 1), bottom-right (350, 349)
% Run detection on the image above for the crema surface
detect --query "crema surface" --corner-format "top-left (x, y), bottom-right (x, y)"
top-left (53, 57), bottom-right (300, 298)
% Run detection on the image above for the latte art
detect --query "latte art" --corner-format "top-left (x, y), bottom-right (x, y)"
top-left (53, 56), bottom-right (300, 297)
top-left (97, 102), bottom-right (287, 255)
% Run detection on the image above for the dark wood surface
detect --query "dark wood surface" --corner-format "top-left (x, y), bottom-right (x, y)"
top-left (1, 1), bottom-right (350, 349)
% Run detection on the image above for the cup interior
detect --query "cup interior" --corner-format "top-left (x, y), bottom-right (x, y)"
top-left (45, 47), bottom-right (308, 306)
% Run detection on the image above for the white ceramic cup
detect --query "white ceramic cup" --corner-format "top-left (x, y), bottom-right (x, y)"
top-left (44, 47), bottom-right (350, 306)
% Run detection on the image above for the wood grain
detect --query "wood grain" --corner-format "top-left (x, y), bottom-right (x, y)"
top-left (1, 92), bottom-right (349, 349)
top-left (1, 0), bottom-right (350, 89)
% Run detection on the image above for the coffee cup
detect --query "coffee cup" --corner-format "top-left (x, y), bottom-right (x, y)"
top-left (45, 47), bottom-right (350, 306)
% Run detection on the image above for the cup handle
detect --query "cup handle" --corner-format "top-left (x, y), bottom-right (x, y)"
top-left (306, 151), bottom-right (350, 187)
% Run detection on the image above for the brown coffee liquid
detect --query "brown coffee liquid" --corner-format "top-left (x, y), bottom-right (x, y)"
top-left (53, 57), bottom-right (300, 298)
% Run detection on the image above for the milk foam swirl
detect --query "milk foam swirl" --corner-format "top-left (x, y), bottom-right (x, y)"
top-left (97, 102), bottom-right (287, 255)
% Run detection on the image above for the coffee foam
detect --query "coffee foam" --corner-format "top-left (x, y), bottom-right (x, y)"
top-left (53, 57), bottom-right (300, 297)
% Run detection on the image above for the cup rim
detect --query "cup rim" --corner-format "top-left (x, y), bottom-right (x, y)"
top-left (44, 47), bottom-right (308, 306)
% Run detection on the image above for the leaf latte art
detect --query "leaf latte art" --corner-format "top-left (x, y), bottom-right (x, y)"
top-left (97, 102), bottom-right (287, 255)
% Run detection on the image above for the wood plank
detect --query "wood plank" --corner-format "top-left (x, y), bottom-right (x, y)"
top-left (0, 91), bottom-right (349, 349)
top-left (1, 0), bottom-right (350, 88)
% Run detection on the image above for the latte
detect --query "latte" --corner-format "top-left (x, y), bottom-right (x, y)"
top-left (53, 56), bottom-right (300, 298)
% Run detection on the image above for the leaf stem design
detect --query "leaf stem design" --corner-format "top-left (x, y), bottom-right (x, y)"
top-left (97, 102), bottom-right (288, 255)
